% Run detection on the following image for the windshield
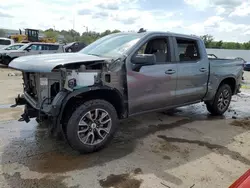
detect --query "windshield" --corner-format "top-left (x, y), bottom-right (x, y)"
top-left (17, 43), bottom-right (32, 50)
top-left (80, 33), bottom-right (143, 58)
top-left (4, 44), bottom-right (24, 50)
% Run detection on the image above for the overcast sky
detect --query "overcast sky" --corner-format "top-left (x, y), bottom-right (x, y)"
top-left (1, 0), bottom-right (250, 42)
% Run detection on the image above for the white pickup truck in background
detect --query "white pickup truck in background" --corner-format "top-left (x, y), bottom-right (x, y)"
top-left (0, 37), bottom-right (15, 49)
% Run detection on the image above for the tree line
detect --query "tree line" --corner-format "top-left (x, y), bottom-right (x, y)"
top-left (44, 28), bottom-right (121, 44)
top-left (200, 34), bottom-right (250, 50)
top-left (1, 28), bottom-right (250, 50)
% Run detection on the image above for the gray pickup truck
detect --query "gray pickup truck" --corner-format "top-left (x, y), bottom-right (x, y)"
top-left (9, 31), bottom-right (243, 153)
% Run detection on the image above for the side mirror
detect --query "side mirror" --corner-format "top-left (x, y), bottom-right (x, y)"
top-left (131, 54), bottom-right (156, 65)
top-left (25, 47), bottom-right (31, 52)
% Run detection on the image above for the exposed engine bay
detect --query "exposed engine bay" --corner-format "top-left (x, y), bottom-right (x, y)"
top-left (21, 59), bottom-right (125, 112)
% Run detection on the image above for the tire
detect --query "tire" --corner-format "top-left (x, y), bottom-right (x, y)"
top-left (67, 48), bottom-right (72, 52)
top-left (3, 57), bottom-right (12, 66)
top-left (206, 84), bottom-right (232, 115)
top-left (66, 99), bottom-right (118, 153)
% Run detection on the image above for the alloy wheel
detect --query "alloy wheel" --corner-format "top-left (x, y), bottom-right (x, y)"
top-left (77, 108), bottom-right (112, 146)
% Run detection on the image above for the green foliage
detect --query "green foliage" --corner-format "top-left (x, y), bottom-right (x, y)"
top-left (200, 34), bottom-right (250, 50)
top-left (0, 29), bottom-right (5, 37)
top-left (200, 34), bottom-right (214, 48)
top-left (55, 29), bottom-right (121, 44)
top-left (44, 29), bottom-right (59, 40)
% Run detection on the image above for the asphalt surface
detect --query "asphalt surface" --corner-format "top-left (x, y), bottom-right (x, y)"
top-left (0, 69), bottom-right (250, 188)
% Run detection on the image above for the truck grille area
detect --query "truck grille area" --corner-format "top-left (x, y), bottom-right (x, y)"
top-left (23, 72), bottom-right (62, 105)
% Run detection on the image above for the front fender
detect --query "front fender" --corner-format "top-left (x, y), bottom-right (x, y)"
top-left (55, 85), bottom-right (120, 122)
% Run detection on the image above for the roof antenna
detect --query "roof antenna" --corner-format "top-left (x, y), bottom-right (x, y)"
top-left (138, 28), bottom-right (146, 33)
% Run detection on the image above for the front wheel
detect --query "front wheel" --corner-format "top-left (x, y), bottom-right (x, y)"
top-left (206, 84), bottom-right (232, 115)
top-left (3, 57), bottom-right (12, 66)
top-left (66, 99), bottom-right (118, 153)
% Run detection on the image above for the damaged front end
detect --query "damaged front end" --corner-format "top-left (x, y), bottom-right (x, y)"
top-left (9, 54), bottom-right (126, 129)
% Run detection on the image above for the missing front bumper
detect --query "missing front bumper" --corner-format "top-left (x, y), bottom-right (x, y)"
top-left (13, 91), bottom-right (69, 123)
top-left (18, 104), bottom-right (39, 123)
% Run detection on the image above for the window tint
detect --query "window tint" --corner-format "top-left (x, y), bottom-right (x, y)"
top-left (42, 45), bottom-right (49, 50)
top-left (176, 38), bottom-right (200, 62)
top-left (49, 45), bottom-right (59, 50)
top-left (136, 38), bottom-right (169, 62)
top-left (0, 39), bottom-right (11, 45)
top-left (37, 45), bottom-right (42, 50)
top-left (30, 45), bottom-right (38, 50)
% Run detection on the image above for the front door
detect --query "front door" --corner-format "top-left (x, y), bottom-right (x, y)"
top-left (25, 44), bottom-right (43, 56)
top-left (173, 37), bottom-right (209, 104)
top-left (126, 36), bottom-right (177, 115)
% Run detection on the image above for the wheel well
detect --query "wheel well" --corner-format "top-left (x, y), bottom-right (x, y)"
top-left (219, 77), bottom-right (236, 94)
top-left (61, 89), bottom-right (127, 129)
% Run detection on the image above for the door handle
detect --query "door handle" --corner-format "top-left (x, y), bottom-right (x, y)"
top-left (199, 68), bottom-right (207, 72)
top-left (165, 69), bottom-right (176, 74)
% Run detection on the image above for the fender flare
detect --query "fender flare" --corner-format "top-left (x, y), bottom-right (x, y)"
top-left (56, 85), bottom-right (124, 126)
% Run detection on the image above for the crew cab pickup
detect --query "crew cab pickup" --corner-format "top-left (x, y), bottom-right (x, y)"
top-left (9, 31), bottom-right (243, 153)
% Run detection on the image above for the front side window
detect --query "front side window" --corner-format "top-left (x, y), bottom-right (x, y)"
top-left (136, 38), bottom-right (169, 63)
top-left (30, 45), bottom-right (38, 50)
top-left (80, 33), bottom-right (143, 58)
top-left (176, 38), bottom-right (200, 62)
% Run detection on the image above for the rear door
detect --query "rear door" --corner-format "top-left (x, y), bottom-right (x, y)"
top-left (126, 35), bottom-right (178, 115)
top-left (173, 37), bottom-right (209, 104)
top-left (49, 44), bottom-right (60, 53)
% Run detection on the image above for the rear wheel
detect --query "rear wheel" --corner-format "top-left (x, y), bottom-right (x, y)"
top-left (206, 84), bottom-right (232, 115)
top-left (66, 99), bottom-right (118, 153)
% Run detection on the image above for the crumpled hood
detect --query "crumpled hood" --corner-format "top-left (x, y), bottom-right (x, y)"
top-left (9, 53), bottom-right (111, 72)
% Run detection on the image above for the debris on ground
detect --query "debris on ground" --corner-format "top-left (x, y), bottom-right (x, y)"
top-left (231, 119), bottom-right (250, 129)
top-left (161, 182), bottom-right (171, 187)
top-left (99, 169), bottom-right (143, 188)
top-left (151, 140), bottom-right (180, 153)
top-left (8, 72), bottom-right (22, 77)
top-left (232, 116), bottom-right (237, 119)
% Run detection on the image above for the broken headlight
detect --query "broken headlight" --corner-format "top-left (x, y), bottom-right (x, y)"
top-left (68, 78), bottom-right (76, 89)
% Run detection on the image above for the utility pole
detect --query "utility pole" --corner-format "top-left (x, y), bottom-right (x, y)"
top-left (72, 15), bottom-right (75, 41)
top-left (83, 25), bottom-right (88, 34)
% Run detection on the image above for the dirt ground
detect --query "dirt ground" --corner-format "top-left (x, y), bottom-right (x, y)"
top-left (0, 66), bottom-right (250, 188)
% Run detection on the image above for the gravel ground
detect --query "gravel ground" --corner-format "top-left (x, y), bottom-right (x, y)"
top-left (0, 66), bottom-right (250, 188)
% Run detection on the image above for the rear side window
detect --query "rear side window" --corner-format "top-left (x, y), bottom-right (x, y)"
top-left (42, 45), bottom-right (50, 50)
top-left (0, 39), bottom-right (11, 45)
top-left (49, 45), bottom-right (59, 50)
top-left (176, 38), bottom-right (200, 62)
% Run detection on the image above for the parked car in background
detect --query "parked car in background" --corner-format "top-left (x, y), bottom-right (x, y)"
top-left (1, 42), bottom-right (64, 65)
top-left (0, 37), bottom-right (14, 49)
top-left (0, 43), bottom-right (25, 51)
top-left (64, 42), bottom-right (86, 52)
top-left (9, 31), bottom-right (243, 153)
top-left (244, 62), bottom-right (250, 71)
